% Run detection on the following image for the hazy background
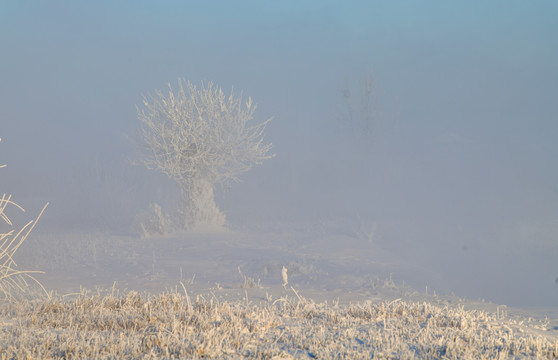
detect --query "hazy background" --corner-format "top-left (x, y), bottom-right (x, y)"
top-left (1, 1), bottom-right (557, 307)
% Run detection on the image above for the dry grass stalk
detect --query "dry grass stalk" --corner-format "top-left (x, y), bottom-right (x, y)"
top-left (1, 137), bottom-right (49, 300)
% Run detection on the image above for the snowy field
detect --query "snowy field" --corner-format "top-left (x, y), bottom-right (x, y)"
top-left (2, 226), bottom-right (557, 358)
top-left (2, 2), bottom-right (558, 358)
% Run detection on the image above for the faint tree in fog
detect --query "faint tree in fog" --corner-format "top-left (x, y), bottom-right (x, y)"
top-left (339, 73), bottom-right (380, 240)
top-left (340, 72), bottom-right (377, 144)
top-left (137, 80), bottom-right (274, 231)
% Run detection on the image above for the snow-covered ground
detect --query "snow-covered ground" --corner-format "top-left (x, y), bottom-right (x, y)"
top-left (0, 218), bottom-right (554, 358)
top-left (15, 223), bottom-right (558, 339)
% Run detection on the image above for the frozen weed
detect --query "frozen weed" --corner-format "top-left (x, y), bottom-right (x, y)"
top-left (238, 266), bottom-right (262, 289)
top-left (137, 203), bottom-right (171, 238)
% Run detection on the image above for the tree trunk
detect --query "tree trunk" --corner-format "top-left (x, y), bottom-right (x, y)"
top-left (181, 176), bottom-right (225, 231)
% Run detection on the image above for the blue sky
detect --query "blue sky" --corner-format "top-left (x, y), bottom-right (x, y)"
top-left (1, 1), bottom-right (557, 306)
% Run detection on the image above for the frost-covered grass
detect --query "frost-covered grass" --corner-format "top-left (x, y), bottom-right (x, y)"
top-left (1, 287), bottom-right (557, 359)
top-left (0, 137), bottom-right (49, 301)
top-left (0, 195), bottom-right (48, 300)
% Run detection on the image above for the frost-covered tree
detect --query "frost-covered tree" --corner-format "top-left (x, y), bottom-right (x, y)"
top-left (138, 80), bottom-right (273, 231)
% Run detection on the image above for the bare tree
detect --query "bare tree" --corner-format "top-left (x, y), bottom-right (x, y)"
top-left (341, 72), bottom-right (377, 143)
top-left (137, 80), bottom-right (274, 231)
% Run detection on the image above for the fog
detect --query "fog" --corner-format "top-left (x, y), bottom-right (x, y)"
top-left (1, 1), bottom-right (557, 307)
